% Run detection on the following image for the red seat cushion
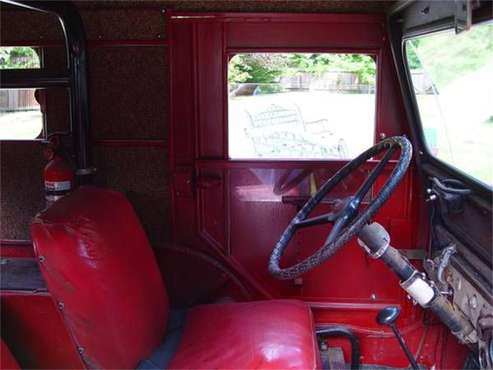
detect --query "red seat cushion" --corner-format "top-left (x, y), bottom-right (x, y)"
top-left (31, 187), bottom-right (168, 369)
top-left (169, 300), bottom-right (320, 370)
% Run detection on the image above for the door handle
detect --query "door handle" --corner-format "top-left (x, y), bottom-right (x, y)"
top-left (196, 175), bottom-right (222, 189)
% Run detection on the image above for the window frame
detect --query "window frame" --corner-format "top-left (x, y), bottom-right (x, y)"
top-left (224, 48), bottom-right (381, 163)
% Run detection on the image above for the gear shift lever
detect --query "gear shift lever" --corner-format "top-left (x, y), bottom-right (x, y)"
top-left (376, 307), bottom-right (419, 370)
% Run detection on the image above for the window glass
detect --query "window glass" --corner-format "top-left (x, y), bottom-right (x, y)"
top-left (0, 47), bottom-right (41, 69)
top-left (228, 53), bottom-right (376, 159)
top-left (406, 22), bottom-right (493, 186)
top-left (0, 88), bottom-right (44, 140)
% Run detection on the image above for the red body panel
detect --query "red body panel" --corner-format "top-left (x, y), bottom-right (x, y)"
top-left (1, 338), bottom-right (19, 370)
top-left (30, 187), bottom-right (168, 369)
top-left (0, 241), bottom-right (34, 258)
top-left (169, 300), bottom-right (320, 370)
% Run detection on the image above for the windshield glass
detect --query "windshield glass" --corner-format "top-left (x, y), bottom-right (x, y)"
top-left (405, 22), bottom-right (493, 186)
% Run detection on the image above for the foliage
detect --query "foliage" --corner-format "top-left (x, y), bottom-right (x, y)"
top-left (406, 40), bottom-right (422, 70)
top-left (0, 47), bottom-right (40, 69)
top-left (288, 53), bottom-right (376, 84)
top-left (406, 23), bottom-right (493, 87)
top-left (229, 53), bottom-right (376, 84)
top-left (229, 54), bottom-right (289, 83)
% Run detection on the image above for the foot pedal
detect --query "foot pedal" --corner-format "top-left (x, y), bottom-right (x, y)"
top-left (320, 346), bottom-right (348, 370)
top-left (328, 347), bottom-right (349, 370)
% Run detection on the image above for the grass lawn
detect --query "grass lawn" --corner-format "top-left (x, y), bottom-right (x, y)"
top-left (0, 110), bottom-right (43, 140)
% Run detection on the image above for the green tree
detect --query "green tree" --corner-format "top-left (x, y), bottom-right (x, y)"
top-left (407, 23), bottom-right (493, 87)
top-left (228, 52), bottom-right (376, 84)
top-left (229, 53), bottom-right (289, 83)
top-left (0, 47), bottom-right (40, 69)
top-left (406, 39), bottom-right (422, 70)
top-left (287, 53), bottom-right (376, 84)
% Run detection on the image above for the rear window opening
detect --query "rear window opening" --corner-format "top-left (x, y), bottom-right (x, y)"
top-left (1, 47), bottom-right (44, 140)
top-left (228, 52), bottom-right (377, 160)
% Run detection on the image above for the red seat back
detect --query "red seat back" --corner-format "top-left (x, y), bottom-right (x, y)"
top-left (31, 187), bottom-right (168, 369)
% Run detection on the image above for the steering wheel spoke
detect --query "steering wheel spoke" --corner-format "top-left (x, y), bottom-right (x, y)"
top-left (353, 145), bottom-right (396, 203)
top-left (295, 212), bottom-right (337, 229)
top-left (324, 217), bottom-right (348, 245)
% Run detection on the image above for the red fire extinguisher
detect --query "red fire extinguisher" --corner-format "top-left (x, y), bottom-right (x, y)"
top-left (43, 136), bottom-right (75, 207)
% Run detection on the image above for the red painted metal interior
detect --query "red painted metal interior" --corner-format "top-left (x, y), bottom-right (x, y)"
top-left (0, 9), bottom-right (470, 370)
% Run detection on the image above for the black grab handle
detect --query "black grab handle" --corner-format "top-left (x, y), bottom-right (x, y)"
top-left (316, 326), bottom-right (360, 370)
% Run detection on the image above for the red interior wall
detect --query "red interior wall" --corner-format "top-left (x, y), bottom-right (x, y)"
top-left (0, 7), bottom-right (171, 245)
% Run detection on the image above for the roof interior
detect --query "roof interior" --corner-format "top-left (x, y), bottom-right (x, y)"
top-left (2, 1), bottom-right (396, 13)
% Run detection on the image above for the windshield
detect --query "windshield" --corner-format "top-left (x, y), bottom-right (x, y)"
top-left (405, 22), bottom-right (493, 186)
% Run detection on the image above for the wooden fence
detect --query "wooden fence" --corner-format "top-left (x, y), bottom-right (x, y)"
top-left (0, 89), bottom-right (38, 112)
top-left (280, 71), bottom-right (375, 93)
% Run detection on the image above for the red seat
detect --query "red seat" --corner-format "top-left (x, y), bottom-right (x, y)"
top-left (31, 187), bottom-right (319, 369)
top-left (169, 300), bottom-right (319, 369)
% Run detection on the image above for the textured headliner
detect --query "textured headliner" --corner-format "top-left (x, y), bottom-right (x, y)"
top-left (73, 0), bottom-right (395, 13)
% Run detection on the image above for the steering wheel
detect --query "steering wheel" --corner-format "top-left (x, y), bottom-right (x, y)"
top-left (269, 136), bottom-right (412, 280)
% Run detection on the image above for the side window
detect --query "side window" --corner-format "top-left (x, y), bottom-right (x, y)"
top-left (228, 53), bottom-right (376, 160)
top-left (405, 22), bottom-right (493, 186)
top-left (0, 47), bottom-right (44, 140)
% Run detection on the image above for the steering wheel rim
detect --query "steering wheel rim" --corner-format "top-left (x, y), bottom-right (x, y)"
top-left (268, 136), bottom-right (412, 280)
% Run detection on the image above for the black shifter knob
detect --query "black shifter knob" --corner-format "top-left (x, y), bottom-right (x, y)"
top-left (376, 306), bottom-right (400, 326)
top-left (376, 307), bottom-right (419, 370)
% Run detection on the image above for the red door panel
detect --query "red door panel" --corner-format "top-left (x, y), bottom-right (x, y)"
top-left (225, 14), bottom-right (385, 49)
top-left (197, 168), bottom-right (228, 254)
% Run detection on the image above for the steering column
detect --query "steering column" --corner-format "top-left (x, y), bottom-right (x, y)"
top-left (358, 222), bottom-right (475, 343)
